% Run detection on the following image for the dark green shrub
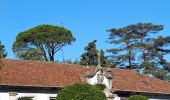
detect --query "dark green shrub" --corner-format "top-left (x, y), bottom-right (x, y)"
top-left (18, 97), bottom-right (32, 100)
top-left (95, 84), bottom-right (106, 90)
top-left (127, 95), bottom-right (148, 100)
top-left (56, 83), bottom-right (107, 100)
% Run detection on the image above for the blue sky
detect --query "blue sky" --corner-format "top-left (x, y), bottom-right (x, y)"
top-left (0, 0), bottom-right (170, 61)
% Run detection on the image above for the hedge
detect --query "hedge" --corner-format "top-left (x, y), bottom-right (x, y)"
top-left (18, 97), bottom-right (32, 100)
top-left (127, 95), bottom-right (148, 100)
top-left (56, 83), bottom-right (107, 100)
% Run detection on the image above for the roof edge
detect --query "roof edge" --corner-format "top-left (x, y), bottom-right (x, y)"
top-left (111, 89), bottom-right (170, 95)
top-left (0, 84), bottom-right (63, 88)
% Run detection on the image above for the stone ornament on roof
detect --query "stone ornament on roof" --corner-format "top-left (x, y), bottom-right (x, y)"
top-left (97, 51), bottom-right (102, 68)
top-left (105, 68), bottom-right (113, 79)
top-left (97, 69), bottom-right (104, 83)
top-left (97, 51), bottom-right (104, 83)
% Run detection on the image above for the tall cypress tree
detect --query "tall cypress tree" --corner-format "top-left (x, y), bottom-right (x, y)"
top-left (80, 40), bottom-right (98, 66)
top-left (80, 40), bottom-right (107, 67)
top-left (0, 41), bottom-right (7, 58)
top-left (100, 50), bottom-right (107, 67)
top-left (0, 40), bottom-right (7, 68)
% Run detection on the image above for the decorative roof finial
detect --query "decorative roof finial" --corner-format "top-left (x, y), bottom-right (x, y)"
top-left (105, 67), bottom-right (113, 79)
top-left (86, 63), bottom-right (89, 70)
top-left (97, 51), bottom-right (102, 68)
top-left (86, 63), bottom-right (90, 74)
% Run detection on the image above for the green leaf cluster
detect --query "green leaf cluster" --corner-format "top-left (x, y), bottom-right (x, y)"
top-left (18, 97), bottom-right (32, 100)
top-left (107, 23), bottom-right (164, 69)
top-left (16, 48), bottom-right (43, 61)
top-left (0, 41), bottom-right (7, 58)
top-left (80, 40), bottom-right (108, 67)
top-left (56, 83), bottom-right (107, 100)
top-left (80, 40), bottom-right (98, 65)
top-left (107, 23), bottom-right (170, 78)
top-left (13, 24), bottom-right (75, 62)
top-left (127, 95), bottom-right (148, 100)
top-left (55, 59), bottom-right (80, 64)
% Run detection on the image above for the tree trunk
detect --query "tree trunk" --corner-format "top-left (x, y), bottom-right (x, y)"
top-left (128, 45), bottom-right (132, 69)
top-left (143, 45), bottom-right (147, 74)
top-left (49, 56), bottom-right (54, 62)
top-left (49, 49), bottom-right (55, 62)
top-left (128, 55), bottom-right (132, 69)
top-left (42, 50), bottom-right (48, 61)
top-left (141, 36), bottom-right (147, 74)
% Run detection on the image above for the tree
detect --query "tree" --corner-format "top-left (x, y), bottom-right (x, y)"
top-left (0, 41), bottom-right (7, 58)
top-left (107, 23), bottom-right (170, 80)
top-left (153, 36), bottom-right (170, 71)
top-left (16, 48), bottom-right (44, 61)
top-left (18, 97), bottom-right (32, 100)
top-left (13, 24), bottom-right (75, 62)
top-left (64, 59), bottom-right (80, 64)
top-left (0, 41), bottom-right (7, 68)
top-left (80, 40), bottom-right (98, 65)
top-left (100, 50), bottom-right (107, 67)
top-left (146, 68), bottom-right (168, 80)
top-left (107, 26), bottom-right (138, 69)
top-left (127, 95), bottom-right (148, 100)
top-left (56, 83), bottom-right (107, 100)
top-left (80, 40), bottom-right (107, 67)
top-left (126, 23), bottom-right (164, 73)
top-left (144, 36), bottom-right (170, 79)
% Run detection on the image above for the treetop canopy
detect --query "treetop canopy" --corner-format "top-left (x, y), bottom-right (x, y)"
top-left (13, 24), bottom-right (76, 61)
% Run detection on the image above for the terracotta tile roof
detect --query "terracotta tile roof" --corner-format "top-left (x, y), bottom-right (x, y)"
top-left (0, 58), bottom-right (170, 94)
top-left (112, 69), bottom-right (170, 94)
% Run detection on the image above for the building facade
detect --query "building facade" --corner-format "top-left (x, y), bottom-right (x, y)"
top-left (0, 59), bottom-right (170, 100)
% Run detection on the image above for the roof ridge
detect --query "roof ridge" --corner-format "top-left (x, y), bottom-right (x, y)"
top-left (1, 58), bottom-right (87, 68)
top-left (129, 69), bottom-right (170, 85)
top-left (1, 58), bottom-right (170, 84)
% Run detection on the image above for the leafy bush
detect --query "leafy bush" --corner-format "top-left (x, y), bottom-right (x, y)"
top-left (127, 95), bottom-right (148, 100)
top-left (18, 97), bottom-right (32, 100)
top-left (56, 83), bottom-right (107, 100)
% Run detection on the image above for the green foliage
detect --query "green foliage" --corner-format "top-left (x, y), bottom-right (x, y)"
top-left (164, 75), bottom-right (170, 82)
top-left (107, 23), bottom-right (170, 80)
top-left (127, 95), bottom-right (148, 100)
top-left (125, 23), bottom-right (166, 72)
top-left (80, 40), bottom-right (107, 67)
top-left (18, 97), bottom-right (32, 100)
top-left (100, 50), bottom-right (107, 67)
top-left (95, 84), bottom-right (106, 91)
top-left (16, 48), bottom-right (44, 61)
top-left (13, 24), bottom-right (75, 62)
top-left (106, 59), bottom-right (116, 68)
top-left (146, 69), bottom-right (168, 80)
top-left (107, 25), bottom-right (138, 69)
top-left (56, 83), bottom-right (107, 100)
top-left (0, 41), bottom-right (7, 58)
top-left (55, 59), bottom-right (79, 64)
top-left (73, 59), bottom-right (80, 64)
top-left (80, 40), bottom-right (98, 66)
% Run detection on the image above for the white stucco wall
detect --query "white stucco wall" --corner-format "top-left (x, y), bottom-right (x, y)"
top-left (113, 97), bottom-right (121, 100)
top-left (0, 92), bottom-right (57, 100)
top-left (87, 72), bottom-right (98, 85)
top-left (87, 71), bottom-right (111, 89)
top-left (17, 93), bottom-right (57, 100)
top-left (0, 93), bottom-right (9, 100)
